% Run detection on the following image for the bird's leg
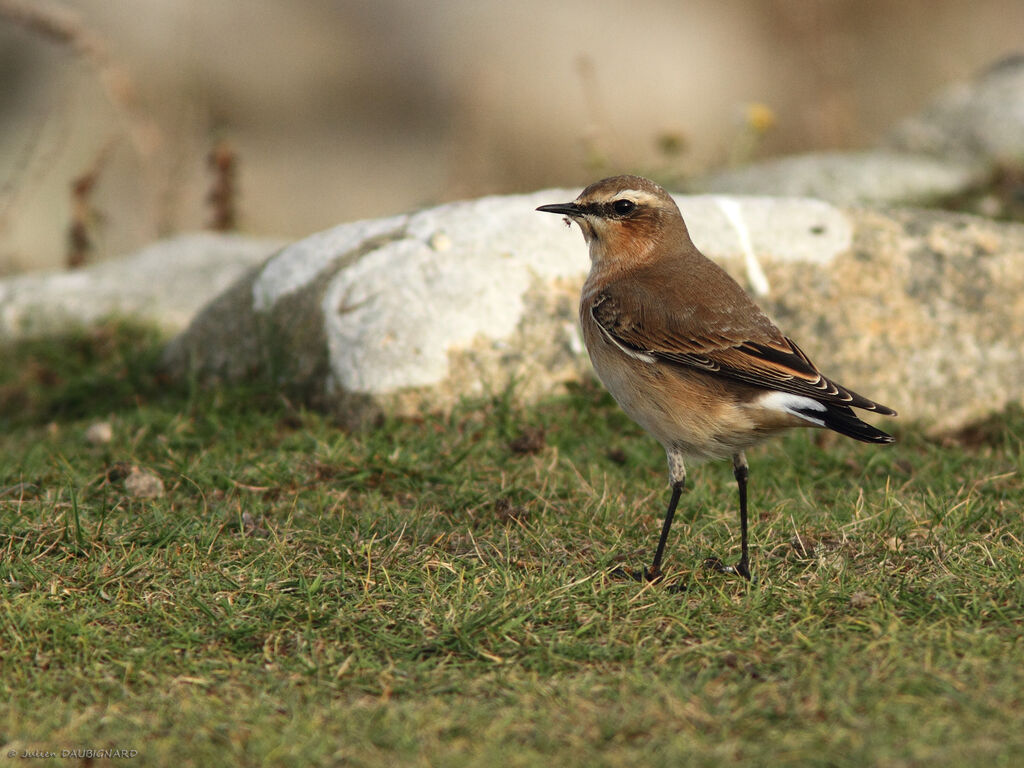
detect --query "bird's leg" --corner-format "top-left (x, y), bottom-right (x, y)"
top-left (644, 448), bottom-right (687, 581)
top-left (703, 452), bottom-right (752, 580)
top-left (610, 452), bottom-right (686, 585)
top-left (646, 478), bottom-right (684, 581)
top-left (610, 480), bottom-right (683, 585)
top-left (732, 452), bottom-right (751, 580)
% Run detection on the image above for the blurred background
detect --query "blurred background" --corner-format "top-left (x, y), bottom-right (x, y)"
top-left (1, 0), bottom-right (1021, 274)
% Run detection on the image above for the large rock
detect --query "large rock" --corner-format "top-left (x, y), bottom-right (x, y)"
top-left (887, 54), bottom-right (1024, 163)
top-left (164, 192), bottom-right (592, 426)
top-left (165, 191), bottom-right (1024, 432)
top-left (696, 57), bottom-right (1024, 206)
top-left (695, 150), bottom-right (984, 207)
top-left (0, 234), bottom-right (284, 340)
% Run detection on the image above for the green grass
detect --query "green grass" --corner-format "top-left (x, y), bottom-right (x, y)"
top-left (1, 322), bottom-right (1022, 767)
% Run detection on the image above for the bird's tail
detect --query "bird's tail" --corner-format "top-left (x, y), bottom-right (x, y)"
top-left (819, 403), bottom-right (894, 444)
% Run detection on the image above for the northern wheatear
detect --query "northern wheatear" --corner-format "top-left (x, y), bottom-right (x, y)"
top-left (538, 175), bottom-right (895, 581)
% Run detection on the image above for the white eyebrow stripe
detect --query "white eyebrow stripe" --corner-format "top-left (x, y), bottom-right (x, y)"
top-left (615, 190), bottom-right (660, 205)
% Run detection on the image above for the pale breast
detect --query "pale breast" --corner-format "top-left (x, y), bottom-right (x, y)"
top-left (579, 298), bottom-right (800, 461)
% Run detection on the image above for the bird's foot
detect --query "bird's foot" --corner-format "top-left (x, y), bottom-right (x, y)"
top-left (609, 565), bottom-right (661, 583)
top-left (609, 565), bottom-right (688, 593)
top-left (703, 557), bottom-right (753, 582)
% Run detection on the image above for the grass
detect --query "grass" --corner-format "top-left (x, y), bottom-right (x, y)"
top-left (1, 321), bottom-right (1022, 766)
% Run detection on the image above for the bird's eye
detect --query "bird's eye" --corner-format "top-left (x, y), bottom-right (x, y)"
top-left (612, 199), bottom-right (636, 215)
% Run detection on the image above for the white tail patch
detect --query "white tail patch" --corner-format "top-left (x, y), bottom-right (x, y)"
top-left (714, 197), bottom-right (771, 297)
top-left (759, 391), bottom-right (826, 426)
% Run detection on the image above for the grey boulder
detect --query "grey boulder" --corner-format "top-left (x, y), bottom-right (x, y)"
top-left (697, 57), bottom-right (1024, 206)
top-left (0, 233), bottom-right (284, 340)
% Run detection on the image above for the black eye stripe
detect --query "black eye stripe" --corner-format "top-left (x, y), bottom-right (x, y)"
top-left (579, 199), bottom-right (642, 217)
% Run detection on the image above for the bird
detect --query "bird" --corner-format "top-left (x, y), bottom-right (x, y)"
top-left (537, 175), bottom-right (896, 581)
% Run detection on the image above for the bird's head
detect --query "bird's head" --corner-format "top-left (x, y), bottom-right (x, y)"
top-left (537, 175), bottom-right (689, 266)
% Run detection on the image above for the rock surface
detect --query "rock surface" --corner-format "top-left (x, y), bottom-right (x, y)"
top-left (696, 151), bottom-right (984, 207)
top-left (697, 56), bottom-right (1024, 206)
top-left (886, 54), bottom-right (1024, 163)
top-left (165, 191), bottom-right (591, 426)
top-left (0, 234), bottom-right (284, 340)
top-left (165, 190), bottom-right (1024, 432)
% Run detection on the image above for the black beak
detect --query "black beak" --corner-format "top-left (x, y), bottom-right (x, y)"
top-left (536, 202), bottom-right (583, 216)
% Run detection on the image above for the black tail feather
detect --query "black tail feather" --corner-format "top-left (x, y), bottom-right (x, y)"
top-left (817, 403), bottom-right (894, 444)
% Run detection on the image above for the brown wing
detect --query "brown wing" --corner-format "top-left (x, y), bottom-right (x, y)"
top-left (590, 265), bottom-right (896, 415)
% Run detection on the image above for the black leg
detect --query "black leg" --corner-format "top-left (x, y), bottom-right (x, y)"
top-left (609, 474), bottom-right (686, 589)
top-left (647, 479), bottom-right (684, 579)
top-left (732, 452), bottom-right (751, 580)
